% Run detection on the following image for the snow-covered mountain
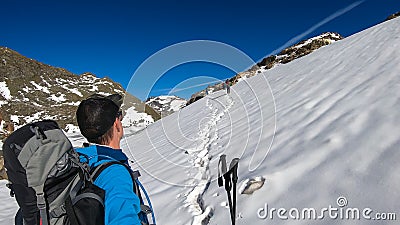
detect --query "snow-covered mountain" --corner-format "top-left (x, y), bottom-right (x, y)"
top-left (187, 32), bottom-right (343, 105)
top-left (1, 16), bottom-right (400, 225)
top-left (255, 32), bottom-right (343, 70)
top-left (127, 18), bottom-right (399, 224)
top-left (0, 47), bottom-right (160, 143)
top-left (124, 17), bottom-right (398, 224)
top-left (146, 95), bottom-right (187, 117)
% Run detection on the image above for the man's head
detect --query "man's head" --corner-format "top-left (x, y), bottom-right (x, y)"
top-left (76, 94), bottom-right (124, 146)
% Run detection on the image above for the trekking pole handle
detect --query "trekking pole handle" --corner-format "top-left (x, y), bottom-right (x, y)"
top-left (229, 158), bottom-right (239, 183)
top-left (220, 155), bottom-right (227, 173)
top-left (218, 155), bottom-right (227, 187)
top-left (224, 173), bottom-right (232, 192)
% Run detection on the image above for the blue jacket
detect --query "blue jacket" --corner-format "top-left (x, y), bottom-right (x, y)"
top-left (76, 145), bottom-right (142, 225)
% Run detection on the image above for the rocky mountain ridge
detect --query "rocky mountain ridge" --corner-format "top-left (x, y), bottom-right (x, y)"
top-left (0, 47), bottom-right (160, 142)
top-left (187, 32), bottom-right (343, 105)
top-left (386, 11), bottom-right (400, 21)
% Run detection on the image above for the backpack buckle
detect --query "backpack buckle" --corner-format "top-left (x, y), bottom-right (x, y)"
top-left (30, 126), bottom-right (47, 140)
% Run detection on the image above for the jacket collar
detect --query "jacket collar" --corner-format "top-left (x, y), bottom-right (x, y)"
top-left (77, 144), bottom-right (128, 166)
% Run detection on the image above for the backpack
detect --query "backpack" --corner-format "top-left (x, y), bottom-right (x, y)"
top-left (3, 120), bottom-right (154, 225)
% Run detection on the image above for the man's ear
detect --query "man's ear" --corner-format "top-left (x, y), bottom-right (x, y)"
top-left (115, 118), bottom-right (122, 132)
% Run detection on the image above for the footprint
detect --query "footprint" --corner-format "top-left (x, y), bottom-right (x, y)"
top-left (239, 176), bottom-right (266, 195)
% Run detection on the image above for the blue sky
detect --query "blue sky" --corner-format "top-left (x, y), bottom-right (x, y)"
top-left (1, 0), bottom-right (399, 100)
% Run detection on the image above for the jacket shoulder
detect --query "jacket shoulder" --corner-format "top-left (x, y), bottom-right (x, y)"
top-left (94, 164), bottom-right (142, 224)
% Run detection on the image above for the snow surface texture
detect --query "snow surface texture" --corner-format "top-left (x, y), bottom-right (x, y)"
top-left (122, 18), bottom-right (400, 224)
top-left (0, 180), bottom-right (18, 224)
top-left (1, 18), bottom-right (400, 225)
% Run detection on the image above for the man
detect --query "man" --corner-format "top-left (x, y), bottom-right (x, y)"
top-left (75, 93), bottom-right (142, 225)
top-left (225, 79), bottom-right (231, 94)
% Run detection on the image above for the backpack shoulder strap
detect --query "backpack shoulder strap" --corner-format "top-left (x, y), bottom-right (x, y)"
top-left (91, 161), bottom-right (140, 179)
top-left (91, 161), bottom-right (119, 181)
top-left (90, 161), bottom-right (154, 224)
top-left (90, 161), bottom-right (142, 196)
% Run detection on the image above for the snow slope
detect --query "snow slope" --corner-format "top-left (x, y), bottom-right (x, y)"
top-left (122, 18), bottom-right (400, 224)
top-left (1, 18), bottom-right (400, 225)
top-left (0, 180), bottom-right (18, 224)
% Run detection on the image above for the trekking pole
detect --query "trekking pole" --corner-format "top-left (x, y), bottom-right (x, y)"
top-left (218, 155), bottom-right (239, 225)
top-left (223, 171), bottom-right (234, 225)
top-left (218, 155), bottom-right (227, 188)
top-left (218, 155), bottom-right (233, 224)
top-left (229, 158), bottom-right (239, 225)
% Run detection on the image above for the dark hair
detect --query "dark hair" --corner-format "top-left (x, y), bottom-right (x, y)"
top-left (76, 96), bottom-right (120, 141)
top-left (88, 123), bottom-right (114, 145)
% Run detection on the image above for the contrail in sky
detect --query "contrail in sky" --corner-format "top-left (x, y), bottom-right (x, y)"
top-left (152, 1), bottom-right (366, 95)
top-left (268, 0), bottom-right (365, 56)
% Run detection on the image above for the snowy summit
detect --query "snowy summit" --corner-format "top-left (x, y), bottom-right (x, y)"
top-left (146, 95), bottom-right (187, 117)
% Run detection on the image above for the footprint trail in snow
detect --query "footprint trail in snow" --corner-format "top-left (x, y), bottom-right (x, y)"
top-left (184, 94), bottom-right (234, 225)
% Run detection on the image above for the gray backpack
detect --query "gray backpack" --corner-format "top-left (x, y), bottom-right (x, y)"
top-left (4, 120), bottom-right (105, 225)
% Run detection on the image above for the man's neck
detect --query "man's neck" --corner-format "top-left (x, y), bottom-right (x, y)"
top-left (107, 138), bottom-right (121, 150)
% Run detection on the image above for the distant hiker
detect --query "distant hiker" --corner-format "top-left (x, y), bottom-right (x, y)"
top-left (225, 79), bottom-right (231, 94)
top-left (205, 87), bottom-right (209, 95)
top-left (75, 94), bottom-right (150, 225)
